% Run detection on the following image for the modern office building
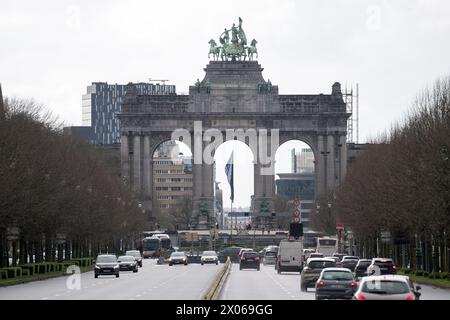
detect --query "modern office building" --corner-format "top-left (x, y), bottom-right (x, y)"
top-left (82, 82), bottom-right (176, 145)
top-left (275, 173), bottom-right (315, 228)
top-left (292, 148), bottom-right (314, 174)
top-left (153, 142), bottom-right (193, 214)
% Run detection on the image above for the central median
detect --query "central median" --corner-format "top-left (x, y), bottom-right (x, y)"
top-left (203, 257), bottom-right (232, 300)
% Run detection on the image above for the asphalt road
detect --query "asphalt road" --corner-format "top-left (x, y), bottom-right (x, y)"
top-left (0, 259), bottom-right (221, 300)
top-left (220, 263), bottom-right (450, 300)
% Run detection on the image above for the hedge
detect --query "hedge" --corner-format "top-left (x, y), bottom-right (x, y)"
top-left (0, 267), bottom-right (22, 278)
top-left (0, 270), bottom-right (8, 279)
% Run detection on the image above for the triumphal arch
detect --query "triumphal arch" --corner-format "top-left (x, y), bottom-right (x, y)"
top-left (118, 18), bottom-right (350, 229)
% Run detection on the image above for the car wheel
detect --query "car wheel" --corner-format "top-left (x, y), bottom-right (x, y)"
top-left (133, 268), bottom-right (138, 273)
top-left (116, 274), bottom-right (119, 278)
top-left (201, 263), bottom-right (204, 265)
top-left (239, 266), bottom-right (242, 270)
top-left (216, 262), bottom-right (218, 265)
top-left (169, 263), bottom-right (173, 266)
top-left (94, 274), bottom-right (98, 279)
top-left (277, 267), bottom-right (281, 274)
top-left (257, 267), bottom-right (260, 271)
top-left (301, 283), bottom-right (307, 292)
top-left (184, 263), bottom-right (188, 266)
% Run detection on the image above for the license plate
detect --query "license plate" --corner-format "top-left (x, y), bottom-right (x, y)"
top-left (104, 269), bottom-right (112, 272)
top-left (330, 285), bottom-right (344, 289)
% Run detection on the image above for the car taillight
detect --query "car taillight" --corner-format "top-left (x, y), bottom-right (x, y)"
top-left (392, 265), bottom-right (397, 269)
top-left (255, 257), bottom-right (260, 260)
top-left (357, 294), bottom-right (366, 300)
top-left (317, 281), bottom-right (325, 287)
top-left (406, 295), bottom-right (414, 300)
top-left (241, 257), bottom-right (245, 261)
top-left (351, 281), bottom-right (357, 287)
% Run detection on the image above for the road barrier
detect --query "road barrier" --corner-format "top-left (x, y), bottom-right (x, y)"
top-left (203, 257), bottom-right (232, 300)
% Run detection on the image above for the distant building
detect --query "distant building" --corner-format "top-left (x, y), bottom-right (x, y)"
top-left (82, 82), bottom-right (176, 145)
top-left (297, 148), bottom-right (314, 174)
top-left (276, 173), bottom-right (315, 228)
top-left (153, 142), bottom-right (193, 215)
top-left (63, 126), bottom-right (94, 144)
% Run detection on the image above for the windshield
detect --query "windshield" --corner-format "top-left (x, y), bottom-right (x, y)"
top-left (118, 256), bottom-right (134, 261)
top-left (357, 262), bottom-right (371, 268)
top-left (361, 280), bottom-right (409, 294)
top-left (308, 260), bottom-right (336, 269)
top-left (319, 239), bottom-right (336, 246)
top-left (126, 251), bottom-right (141, 257)
top-left (322, 271), bottom-right (353, 280)
top-left (374, 261), bottom-right (394, 267)
top-left (143, 238), bottom-right (160, 250)
top-left (202, 251), bottom-right (217, 256)
top-left (265, 251), bottom-right (277, 257)
top-left (243, 252), bottom-right (258, 258)
top-left (97, 256), bottom-right (117, 263)
top-left (171, 252), bottom-right (186, 257)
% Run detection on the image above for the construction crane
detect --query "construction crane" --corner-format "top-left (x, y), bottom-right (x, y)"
top-left (148, 78), bottom-right (169, 84)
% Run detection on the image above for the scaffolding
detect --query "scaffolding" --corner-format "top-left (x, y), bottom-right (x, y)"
top-left (343, 84), bottom-right (359, 143)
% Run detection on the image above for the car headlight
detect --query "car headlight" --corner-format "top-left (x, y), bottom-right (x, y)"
top-left (95, 266), bottom-right (100, 269)
top-left (114, 265), bottom-right (119, 269)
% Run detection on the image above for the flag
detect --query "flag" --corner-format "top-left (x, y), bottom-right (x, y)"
top-left (225, 151), bottom-right (234, 202)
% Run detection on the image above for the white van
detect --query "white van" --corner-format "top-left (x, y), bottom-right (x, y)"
top-left (276, 239), bottom-right (304, 274)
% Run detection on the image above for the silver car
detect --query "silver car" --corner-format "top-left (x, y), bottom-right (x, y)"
top-left (353, 275), bottom-right (421, 300)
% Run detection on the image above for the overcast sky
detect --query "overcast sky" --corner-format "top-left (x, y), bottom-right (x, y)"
top-left (2, 0), bottom-right (450, 207)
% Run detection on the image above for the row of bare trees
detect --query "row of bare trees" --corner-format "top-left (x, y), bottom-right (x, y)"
top-left (328, 77), bottom-right (450, 273)
top-left (0, 97), bottom-right (146, 267)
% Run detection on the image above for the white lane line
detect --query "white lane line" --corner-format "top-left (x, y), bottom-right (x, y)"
top-left (41, 297), bottom-right (49, 300)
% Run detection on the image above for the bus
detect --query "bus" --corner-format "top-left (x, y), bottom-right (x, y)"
top-left (316, 237), bottom-right (338, 256)
top-left (152, 234), bottom-right (172, 250)
top-left (142, 237), bottom-right (161, 258)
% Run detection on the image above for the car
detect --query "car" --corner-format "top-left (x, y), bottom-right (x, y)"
top-left (94, 254), bottom-right (119, 278)
top-left (201, 251), bottom-right (219, 265)
top-left (125, 250), bottom-right (143, 267)
top-left (353, 275), bottom-right (421, 300)
top-left (300, 258), bottom-right (336, 291)
top-left (309, 253), bottom-right (324, 259)
top-left (341, 256), bottom-right (359, 272)
top-left (239, 251), bottom-right (260, 270)
top-left (169, 251), bottom-right (188, 266)
top-left (117, 255), bottom-right (139, 272)
top-left (277, 239), bottom-right (303, 274)
top-left (315, 268), bottom-right (358, 300)
top-left (367, 258), bottom-right (397, 276)
top-left (325, 256), bottom-right (342, 267)
top-left (218, 247), bottom-right (243, 263)
top-left (333, 253), bottom-right (346, 261)
top-left (302, 249), bottom-right (315, 262)
top-left (354, 259), bottom-right (372, 279)
top-left (263, 249), bottom-right (278, 265)
top-left (238, 248), bottom-right (254, 259)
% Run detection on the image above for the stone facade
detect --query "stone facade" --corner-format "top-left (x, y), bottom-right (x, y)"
top-left (118, 61), bottom-right (350, 229)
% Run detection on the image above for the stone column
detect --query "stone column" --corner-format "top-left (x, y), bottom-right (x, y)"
top-left (120, 134), bottom-right (130, 185)
top-left (339, 135), bottom-right (347, 185)
top-left (133, 134), bottom-right (142, 195)
top-left (316, 135), bottom-right (326, 196)
top-left (326, 134), bottom-right (335, 191)
top-left (143, 135), bottom-right (151, 198)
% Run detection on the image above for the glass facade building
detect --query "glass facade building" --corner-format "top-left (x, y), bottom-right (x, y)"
top-left (82, 82), bottom-right (176, 145)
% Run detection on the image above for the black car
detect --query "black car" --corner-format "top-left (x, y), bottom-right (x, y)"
top-left (218, 246), bottom-right (243, 263)
top-left (118, 255), bottom-right (138, 272)
top-left (354, 259), bottom-right (372, 279)
top-left (239, 251), bottom-right (260, 270)
top-left (125, 250), bottom-right (143, 267)
top-left (341, 259), bottom-right (359, 272)
top-left (94, 254), bottom-right (119, 278)
top-left (315, 268), bottom-right (358, 300)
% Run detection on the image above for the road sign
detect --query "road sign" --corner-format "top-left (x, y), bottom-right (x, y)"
top-left (291, 199), bottom-right (301, 223)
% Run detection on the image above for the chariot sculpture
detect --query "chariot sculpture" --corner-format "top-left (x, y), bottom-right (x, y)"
top-left (208, 17), bottom-right (258, 61)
